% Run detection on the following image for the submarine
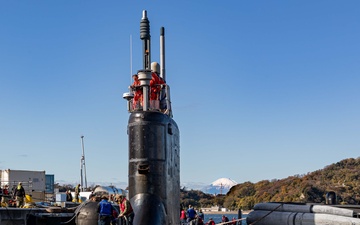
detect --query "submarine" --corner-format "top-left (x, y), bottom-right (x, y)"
top-left (74, 10), bottom-right (180, 225)
top-left (123, 10), bottom-right (180, 225)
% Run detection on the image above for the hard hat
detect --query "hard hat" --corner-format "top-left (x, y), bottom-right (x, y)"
top-left (118, 193), bottom-right (126, 199)
top-left (151, 62), bottom-right (160, 74)
top-left (101, 194), bottom-right (108, 200)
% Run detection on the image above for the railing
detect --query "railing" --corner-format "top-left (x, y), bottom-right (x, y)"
top-left (128, 83), bottom-right (172, 117)
top-left (181, 218), bottom-right (246, 225)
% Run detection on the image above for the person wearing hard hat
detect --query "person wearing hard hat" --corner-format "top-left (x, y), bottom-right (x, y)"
top-left (97, 195), bottom-right (116, 225)
top-left (117, 194), bottom-right (134, 225)
top-left (150, 62), bottom-right (165, 109)
top-left (75, 184), bottom-right (81, 202)
top-left (14, 182), bottom-right (25, 208)
top-left (130, 74), bottom-right (142, 109)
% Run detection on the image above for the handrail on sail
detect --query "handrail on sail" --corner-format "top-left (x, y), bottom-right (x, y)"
top-left (127, 83), bottom-right (172, 116)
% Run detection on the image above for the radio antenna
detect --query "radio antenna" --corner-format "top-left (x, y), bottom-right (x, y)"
top-left (122, 35), bottom-right (135, 109)
top-left (130, 35), bottom-right (133, 83)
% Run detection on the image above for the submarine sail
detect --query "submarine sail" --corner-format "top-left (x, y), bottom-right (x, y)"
top-left (123, 10), bottom-right (180, 225)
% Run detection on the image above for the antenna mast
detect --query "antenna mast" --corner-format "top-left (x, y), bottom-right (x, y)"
top-left (130, 34), bottom-right (133, 82)
top-left (80, 135), bottom-right (87, 191)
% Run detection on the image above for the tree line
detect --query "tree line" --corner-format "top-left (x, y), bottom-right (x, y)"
top-left (181, 158), bottom-right (360, 210)
top-left (55, 158), bottom-right (360, 211)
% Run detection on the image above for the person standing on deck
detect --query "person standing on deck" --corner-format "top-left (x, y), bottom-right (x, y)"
top-left (205, 218), bottom-right (215, 225)
top-left (13, 182), bottom-right (25, 208)
top-left (180, 209), bottom-right (186, 224)
top-left (195, 215), bottom-right (204, 225)
top-left (198, 209), bottom-right (204, 221)
top-left (180, 208), bottom-right (187, 224)
top-left (1, 184), bottom-right (9, 205)
top-left (186, 205), bottom-right (197, 222)
top-left (117, 194), bottom-right (134, 225)
top-left (66, 190), bottom-right (73, 202)
top-left (130, 74), bottom-right (142, 109)
top-left (75, 184), bottom-right (81, 202)
top-left (222, 215), bottom-right (229, 223)
top-left (231, 217), bottom-right (237, 225)
top-left (97, 195), bottom-right (116, 225)
top-left (150, 62), bottom-right (165, 109)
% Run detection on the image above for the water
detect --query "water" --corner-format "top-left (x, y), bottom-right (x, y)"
top-left (203, 213), bottom-right (247, 225)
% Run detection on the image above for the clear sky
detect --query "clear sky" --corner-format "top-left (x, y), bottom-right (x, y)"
top-left (1, 1), bottom-right (359, 188)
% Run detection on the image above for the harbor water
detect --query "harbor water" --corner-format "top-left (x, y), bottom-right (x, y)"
top-left (204, 213), bottom-right (247, 225)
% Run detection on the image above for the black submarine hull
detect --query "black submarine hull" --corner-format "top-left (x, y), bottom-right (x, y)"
top-left (128, 111), bottom-right (180, 225)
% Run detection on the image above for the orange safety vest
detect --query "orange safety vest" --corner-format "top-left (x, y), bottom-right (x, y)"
top-left (132, 80), bottom-right (142, 108)
top-left (150, 73), bottom-right (165, 100)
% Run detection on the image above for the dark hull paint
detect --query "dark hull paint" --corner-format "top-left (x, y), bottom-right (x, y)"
top-left (128, 111), bottom-right (180, 225)
top-left (75, 201), bottom-right (100, 225)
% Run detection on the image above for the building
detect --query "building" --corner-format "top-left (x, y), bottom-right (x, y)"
top-left (0, 169), bottom-right (54, 202)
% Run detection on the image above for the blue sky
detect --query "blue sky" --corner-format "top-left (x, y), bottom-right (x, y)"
top-left (1, 1), bottom-right (359, 188)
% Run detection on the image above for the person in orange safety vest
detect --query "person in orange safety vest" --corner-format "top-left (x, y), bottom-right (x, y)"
top-left (131, 74), bottom-right (142, 109)
top-left (150, 72), bottom-right (165, 101)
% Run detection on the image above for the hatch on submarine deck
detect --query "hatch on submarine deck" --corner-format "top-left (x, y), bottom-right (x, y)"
top-left (123, 10), bottom-right (180, 225)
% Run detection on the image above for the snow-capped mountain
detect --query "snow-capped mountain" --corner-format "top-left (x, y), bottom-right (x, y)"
top-left (201, 178), bottom-right (238, 195)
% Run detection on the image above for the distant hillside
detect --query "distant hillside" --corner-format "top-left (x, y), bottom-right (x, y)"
top-left (224, 157), bottom-right (360, 210)
top-left (179, 158), bottom-right (360, 211)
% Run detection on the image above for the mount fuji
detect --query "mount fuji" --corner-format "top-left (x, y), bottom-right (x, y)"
top-left (201, 178), bottom-right (238, 195)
